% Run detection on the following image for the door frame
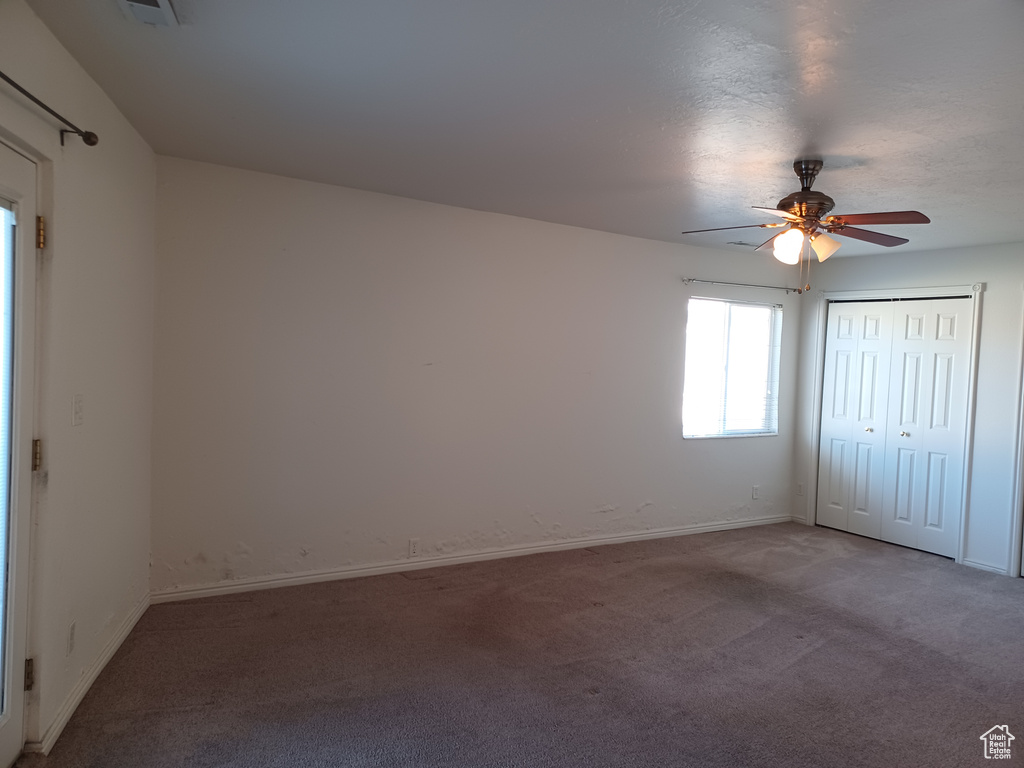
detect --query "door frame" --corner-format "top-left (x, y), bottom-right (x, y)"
top-left (1013, 292), bottom-right (1024, 578)
top-left (0, 137), bottom-right (39, 765)
top-left (802, 283), bottom-right (984, 566)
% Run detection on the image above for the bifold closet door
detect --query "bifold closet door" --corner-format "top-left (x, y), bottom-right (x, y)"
top-left (880, 299), bottom-right (972, 558)
top-left (816, 302), bottom-right (894, 539)
top-left (817, 298), bottom-right (973, 559)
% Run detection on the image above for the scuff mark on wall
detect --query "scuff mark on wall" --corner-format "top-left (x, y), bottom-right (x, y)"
top-left (156, 493), bottom-right (790, 592)
top-left (433, 525), bottom-right (517, 556)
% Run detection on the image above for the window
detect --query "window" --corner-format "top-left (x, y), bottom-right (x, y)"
top-left (682, 298), bottom-right (782, 438)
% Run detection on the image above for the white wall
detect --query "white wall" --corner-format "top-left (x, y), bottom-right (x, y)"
top-left (152, 156), bottom-right (804, 595)
top-left (2, 0), bottom-right (1021, 754)
top-left (794, 242), bottom-right (1024, 575)
top-left (0, 0), bottom-right (155, 749)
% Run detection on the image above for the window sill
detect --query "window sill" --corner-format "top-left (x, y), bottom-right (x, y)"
top-left (682, 431), bottom-right (779, 440)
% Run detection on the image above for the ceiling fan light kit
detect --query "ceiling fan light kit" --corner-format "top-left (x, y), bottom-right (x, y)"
top-left (681, 159), bottom-right (931, 286)
top-left (809, 232), bottom-right (842, 262)
top-left (772, 227), bottom-right (804, 264)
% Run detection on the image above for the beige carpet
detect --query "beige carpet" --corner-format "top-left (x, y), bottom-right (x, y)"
top-left (18, 523), bottom-right (1024, 767)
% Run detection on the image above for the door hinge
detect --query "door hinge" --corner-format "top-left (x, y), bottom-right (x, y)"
top-left (32, 438), bottom-right (42, 472)
top-left (36, 216), bottom-right (45, 250)
top-left (24, 658), bottom-right (34, 691)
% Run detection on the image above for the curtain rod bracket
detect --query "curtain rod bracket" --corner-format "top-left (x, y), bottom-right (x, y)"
top-left (61, 129), bottom-right (99, 147)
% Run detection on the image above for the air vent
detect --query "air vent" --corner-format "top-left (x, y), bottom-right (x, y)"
top-left (117, 0), bottom-right (178, 27)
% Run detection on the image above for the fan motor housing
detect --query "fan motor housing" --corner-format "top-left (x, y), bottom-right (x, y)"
top-left (776, 190), bottom-right (835, 221)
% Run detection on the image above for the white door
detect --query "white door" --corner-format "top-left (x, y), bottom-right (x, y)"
top-left (880, 299), bottom-right (972, 557)
top-left (0, 141), bottom-right (37, 767)
top-left (816, 297), bottom-right (973, 559)
top-left (816, 302), bottom-right (893, 538)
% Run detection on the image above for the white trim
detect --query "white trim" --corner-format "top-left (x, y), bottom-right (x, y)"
top-left (0, 139), bottom-right (39, 765)
top-left (957, 285), bottom-right (984, 565)
top-left (802, 291), bottom-right (828, 524)
top-left (821, 284), bottom-right (977, 302)
top-left (152, 516), bottom-right (796, 604)
top-left (23, 592), bottom-right (150, 755)
top-left (1012, 283), bottom-right (1024, 578)
top-left (961, 558), bottom-right (1009, 576)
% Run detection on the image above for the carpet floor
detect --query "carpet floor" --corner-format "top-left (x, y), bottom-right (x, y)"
top-left (17, 522), bottom-right (1024, 767)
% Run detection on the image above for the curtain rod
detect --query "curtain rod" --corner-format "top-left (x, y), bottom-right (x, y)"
top-left (0, 69), bottom-right (98, 147)
top-left (682, 278), bottom-right (802, 294)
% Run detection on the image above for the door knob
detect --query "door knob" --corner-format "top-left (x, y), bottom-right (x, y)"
top-left (864, 427), bottom-right (873, 432)
top-left (900, 431), bottom-right (909, 437)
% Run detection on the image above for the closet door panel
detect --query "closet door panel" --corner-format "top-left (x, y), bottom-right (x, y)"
top-left (880, 298), bottom-right (971, 556)
top-left (846, 307), bottom-right (892, 538)
top-left (882, 306), bottom-right (930, 547)
top-left (896, 352), bottom-right (923, 429)
top-left (924, 452), bottom-right (948, 530)
top-left (817, 303), bottom-right (892, 536)
top-left (848, 440), bottom-right (879, 533)
top-left (819, 437), bottom-right (849, 529)
top-left (917, 299), bottom-right (972, 557)
top-left (816, 308), bottom-right (858, 531)
top-left (883, 445), bottom-right (920, 548)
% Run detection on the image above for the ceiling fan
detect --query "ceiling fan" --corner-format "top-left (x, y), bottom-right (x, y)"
top-left (681, 159), bottom-right (930, 265)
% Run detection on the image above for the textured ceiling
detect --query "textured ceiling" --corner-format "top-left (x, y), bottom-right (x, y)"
top-left (18, 0), bottom-right (1024, 255)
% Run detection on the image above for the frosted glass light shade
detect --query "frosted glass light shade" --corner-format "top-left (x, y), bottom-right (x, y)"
top-left (773, 228), bottom-right (804, 265)
top-left (810, 232), bottom-right (841, 262)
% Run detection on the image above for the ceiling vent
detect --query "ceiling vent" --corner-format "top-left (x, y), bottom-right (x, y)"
top-left (117, 0), bottom-right (177, 27)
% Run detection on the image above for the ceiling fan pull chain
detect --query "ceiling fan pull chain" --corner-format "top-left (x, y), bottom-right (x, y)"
top-left (799, 237), bottom-right (811, 293)
top-left (796, 240), bottom-right (804, 293)
top-left (804, 241), bottom-right (812, 293)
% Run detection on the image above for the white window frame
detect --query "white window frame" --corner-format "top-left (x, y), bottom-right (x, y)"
top-left (682, 297), bottom-right (782, 439)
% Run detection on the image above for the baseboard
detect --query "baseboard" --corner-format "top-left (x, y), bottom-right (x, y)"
top-left (151, 515), bottom-right (794, 604)
top-left (960, 558), bottom-right (1010, 575)
top-left (24, 592), bottom-right (151, 755)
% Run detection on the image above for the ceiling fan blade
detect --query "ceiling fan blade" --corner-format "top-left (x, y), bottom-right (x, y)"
top-left (752, 206), bottom-right (804, 223)
top-left (680, 223), bottom-right (774, 235)
top-left (831, 226), bottom-right (909, 247)
top-left (753, 233), bottom-right (779, 251)
top-left (826, 211), bottom-right (930, 226)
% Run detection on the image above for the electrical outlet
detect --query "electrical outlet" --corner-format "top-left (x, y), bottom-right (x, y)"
top-left (67, 621), bottom-right (76, 656)
top-left (797, 483), bottom-right (804, 496)
top-left (752, 485), bottom-right (759, 500)
top-left (72, 394), bottom-right (84, 427)
top-left (408, 538), bottom-right (419, 558)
